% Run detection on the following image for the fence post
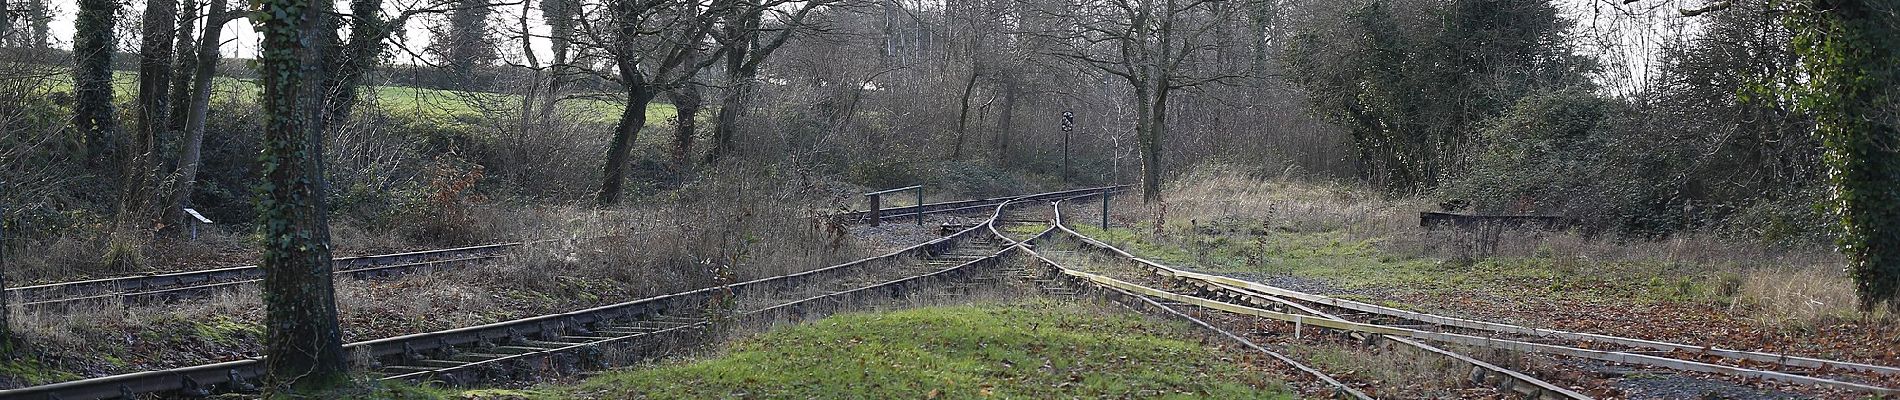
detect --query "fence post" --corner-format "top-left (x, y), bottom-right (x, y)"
top-left (868, 194), bottom-right (881, 227)
top-left (1101, 188), bottom-right (1110, 229)
top-left (916, 187), bottom-right (925, 226)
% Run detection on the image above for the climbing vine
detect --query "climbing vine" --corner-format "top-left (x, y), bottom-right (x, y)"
top-left (252, 0), bottom-right (350, 391)
top-left (1781, 0), bottom-right (1900, 312)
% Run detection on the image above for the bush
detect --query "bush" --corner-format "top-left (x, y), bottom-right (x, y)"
top-left (1445, 90), bottom-right (1690, 236)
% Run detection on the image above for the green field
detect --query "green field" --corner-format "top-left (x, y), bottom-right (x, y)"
top-left (27, 68), bottom-right (670, 127)
top-left (376, 301), bottom-right (1292, 399)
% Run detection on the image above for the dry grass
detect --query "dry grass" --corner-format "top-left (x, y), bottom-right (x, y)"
top-left (1124, 163), bottom-right (1886, 328)
top-left (3, 164), bottom-right (882, 386)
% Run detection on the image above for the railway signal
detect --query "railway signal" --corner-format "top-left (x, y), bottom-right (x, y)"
top-left (1061, 111), bottom-right (1074, 182)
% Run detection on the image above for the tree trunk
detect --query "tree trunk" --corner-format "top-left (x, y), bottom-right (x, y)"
top-left (164, 0), bottom-right (228, 225)
top-left (1135, 82), bottom-right (1167, 203)
top-left (317, 0), bottom-right (392, 130)
top-left (72, 0), bottom-right (118, 169)
top-left (540, 0), bottom-right (575, 121)
top-left (107, 0), bottom-right (182, 269)
top-left (256, 0), bottom-right (347, 390)
top-left (707, 75), bottom-right (751, 163)
top-left (1, 0), bottom-right (10, 46)
top-left (707, 54), bottom-right (755, 164)
top-left (1147, 86), bottom-right (1168, 202)
top-left (28, 0), bottom-right (48, 48)
top-left (1792, 0), bottom-right (1900, 312)
top-left (167, 0), bottom-right (200, 137)
top-left (949, 69), bottom-right (979, 160)
top-left (993, 80), bottom-right (1016, 165)
top-left (1, 199), bottom-right (10, 348)
top-left (598, 79), bottom-right (658, 206)
top-left (517, 0), bottom-right (540, 134)
top-left (669, 85), bottom-right (701, 165)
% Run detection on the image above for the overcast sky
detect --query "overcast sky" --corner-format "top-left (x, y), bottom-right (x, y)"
top-left (35, 0), bottom-right (1705, 92)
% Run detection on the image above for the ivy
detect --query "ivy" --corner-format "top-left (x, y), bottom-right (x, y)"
top-left (1781, 0), bottom-right (1900, 312)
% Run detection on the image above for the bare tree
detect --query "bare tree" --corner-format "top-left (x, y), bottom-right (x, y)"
top-left (703, 0), bottom-right (837, 163)
top-left (588, 0), bottom-right (725, 205)
top-left (541, 0), bottom-right (580, 119)
top-left (163, 0), bottom-right (239, 224)
top-left (1030, 0), bottom-right (1253, 201)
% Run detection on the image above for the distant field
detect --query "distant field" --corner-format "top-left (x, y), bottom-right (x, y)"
top-left (26, 68), bottom-right (670, 127)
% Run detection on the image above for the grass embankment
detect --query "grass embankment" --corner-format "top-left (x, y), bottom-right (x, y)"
top-left (379, 301), bottom-right (1293, 399)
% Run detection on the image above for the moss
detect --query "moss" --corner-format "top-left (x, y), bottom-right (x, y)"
top-left (192, 315), bottom-right (265, 346)
top-left (0, 356), bottom-right (82, 386)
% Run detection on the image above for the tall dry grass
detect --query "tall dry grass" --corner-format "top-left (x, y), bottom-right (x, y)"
top-left (4, 163), bottom-right (881, 383)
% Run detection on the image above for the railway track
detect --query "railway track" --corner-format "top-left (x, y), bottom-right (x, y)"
top-left (0, 186), bottom-right (1116, 400)
top-left (1038, 196), bottom-right (1900, 398)
top-left (5, 191), bottom-right (1030, 314)
top-left (995, 203), bottom-right (1373, 399)
top-left (4, 243), bottom-right (524, 313)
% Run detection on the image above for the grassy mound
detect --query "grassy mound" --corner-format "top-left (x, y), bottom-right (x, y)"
top-left (387, 301), bottom-right (1290, 399)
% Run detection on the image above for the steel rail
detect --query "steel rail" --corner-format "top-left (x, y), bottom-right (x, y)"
top-left (833, 196), bottom-right (1016, 223)
top-left (1055, 221), bottom-right (1900, 377)
top-left (1046, 198), bottom-right (1589, 399)
top-left (0, 186), bottom-right (1119, 400)
top-left (10, 190), bottom-right (1057, 310)
top-left (1007, 221), bottom-right (1372, 399)
top-left (1047, 202), bottom-right (1900, 395)
top-left (1060, 266), bottom-right (1900, 395)
top-left (1074, 230), bottom-right (1900, 379)
top-left (5, 242), bottom-right (530, 305)
top-left (1045, 198), bottom-right (1586, 400)
top-left (10, 256), bottom-right (499, 312)
top-left (377, 192), bottom-right (1053, 384)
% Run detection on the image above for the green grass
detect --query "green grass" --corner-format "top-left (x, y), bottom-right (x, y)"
top-left (1004, 223), bottom-right (1051, 236)
top-left (1073, 220), bottom-right (1733, 303)
top-left (377, 301), bottom-right (1291, 399)
top-left (0, 357), bottom-right (81, 387)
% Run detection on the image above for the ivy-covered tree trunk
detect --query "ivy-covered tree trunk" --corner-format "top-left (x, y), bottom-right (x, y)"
top-left (72, 0), bottom-right (118, 168)
top-left (317, 0), bottom-right (393, 129)
top-left (540, 0), bottom-right (578, 121)
top-left (1788, 0), bottom-right (1900, 312)
top-left (254, 0), bottom-right (348, 390)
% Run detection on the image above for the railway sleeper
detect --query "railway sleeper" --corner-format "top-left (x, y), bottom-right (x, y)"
top-left (383, 365), bottom-right (439, 374)
top-left (450, 352), bottom-right (519, 362)
top-left (414, 359), bottom-right (471, 369)
top-left (493, 345), bottom-right (556, 354)
top-left (592, 327), bottom-right (661, 336)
